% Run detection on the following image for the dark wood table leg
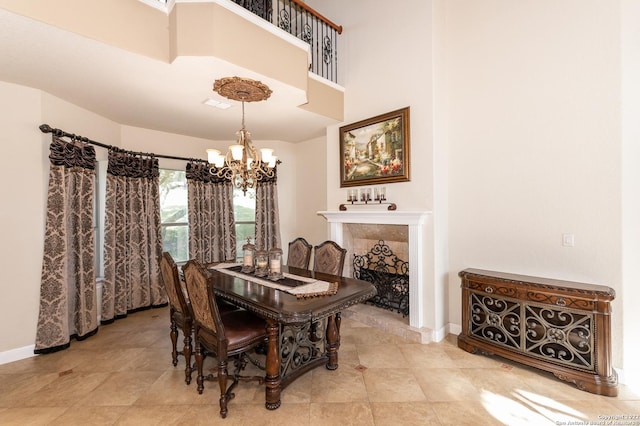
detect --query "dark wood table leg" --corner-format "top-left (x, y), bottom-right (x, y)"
top-left (326, 313), bottom-right (341, 370)
top-left (264, 319), bottom-right (281, 410)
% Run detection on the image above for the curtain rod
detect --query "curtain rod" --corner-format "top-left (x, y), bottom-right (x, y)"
top-left (39, 124), bottom-right (207, 163)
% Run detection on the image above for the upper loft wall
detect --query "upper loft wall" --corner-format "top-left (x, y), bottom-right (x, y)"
top-left (170, 1), bottom-right (308, 92)
top-left (169, 1), bottom-right (344, 121)
top-left (0, 0), bottom-right (344, 122)
top-left (0, 0), bottom-right (169, 61)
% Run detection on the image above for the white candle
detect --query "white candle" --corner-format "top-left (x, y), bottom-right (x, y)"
top-left (269, 259), bottom-right (281, 273)
top-left (256, 259), bottom-right (268, 269)
top-left (243, 252), bottom-right (253, 266)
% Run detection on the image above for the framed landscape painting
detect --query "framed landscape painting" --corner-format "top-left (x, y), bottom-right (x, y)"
top-left (339, 107), bottom-right (410, 187)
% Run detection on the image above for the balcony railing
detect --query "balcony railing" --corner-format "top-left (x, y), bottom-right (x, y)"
top-left (231, 0), bottom-right (342, 84)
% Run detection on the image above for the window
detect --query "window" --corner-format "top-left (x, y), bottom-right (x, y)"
top-left (234, 187), bottom-right (256, 259)
top-left (159, 170), bottom-right (256, 262)
top-left (159, 169), bottom-right (189, 262)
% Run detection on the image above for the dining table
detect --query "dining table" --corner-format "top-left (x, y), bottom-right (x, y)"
top-left (205, 263), bottom-right (377, 410)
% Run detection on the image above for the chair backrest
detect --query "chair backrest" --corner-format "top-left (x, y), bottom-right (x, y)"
top-left (182, 260), bottom-right (224, 338)
top-left (160, 252), bottom-right (189, 315)
top-left (313, 240), bottom-right (347, 276)
top-left (287, 237), bottom-right (312, 269)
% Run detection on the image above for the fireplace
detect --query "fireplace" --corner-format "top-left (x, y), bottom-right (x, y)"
top-left (318, 210), bottom-right (432, 341)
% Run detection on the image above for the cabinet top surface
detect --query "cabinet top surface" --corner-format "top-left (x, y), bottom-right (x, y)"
top-left (459, 268), bottom-right (615, 298)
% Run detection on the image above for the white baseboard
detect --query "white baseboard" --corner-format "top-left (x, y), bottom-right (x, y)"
top-left (0, 345), bottom-right (36, 365)
top-left (447, 322), bottom-right (462, 337)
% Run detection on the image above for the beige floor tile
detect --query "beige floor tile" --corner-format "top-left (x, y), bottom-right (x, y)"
top-left (0, 372), bottom-right (59, 407)
top-left (340, 317), bottom-right (371, 329)
top-left (442, 345), bottom-right (505, 369)
top-left (309, 402), bottom-right (374, 426)
top-left (75, 371), bottom-right (166, 406)
top-left (0, 305), bottom-right (636, 425)
top-left (71, 348), bottom-right (146, 373)
top-left (174, 404), bottom-right (249, 425)
top-left (509, 362), bottom-right (614, 402)
top-left (21, 371), bottom-right (111, 407)
top-left (430, 400), bottom-right (517, 426)
top-left (608, 398), bottom-right (640, 412)
top-left (357, 343), bottom-right (408, 368)
top-left (615, 384), bottom-right (640, 400)
top-left (333, 348), bottom-right (361, 368)
top-left (460, 365), bottom-right (538, 397)
top-left (0, 349), bottom-right (85, 375)
top-left (114, 405), bottom-right (190, 426)
top-left (48, 405), bottom-right (129, 425)
top-left (280, 370), bottom-right (312, 403)
top-left (240, 402), bottom-right (311, 425)
top-left (362, 368), bottom-right (426, 402)
top-left (133, 369), bottom-right (204, 406)
top-left (311, 365), bottom-right (368, 403)
top-left (370, 401), bottom-right (442, 425)
top-left (412, 367), bottom-right (482, 402)
top-left (0, 407), bottom-right (68, 426)
top-left (398, 342), bottom-right (459, 369)
top-left (340, 325), bottom-right (407, 346)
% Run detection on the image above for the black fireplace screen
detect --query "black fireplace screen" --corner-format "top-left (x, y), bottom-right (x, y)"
top-left (353, 240), bottom-right (409, 317)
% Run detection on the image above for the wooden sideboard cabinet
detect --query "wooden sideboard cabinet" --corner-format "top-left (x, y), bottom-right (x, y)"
top-left (457, 268), bottom-right (617, 396)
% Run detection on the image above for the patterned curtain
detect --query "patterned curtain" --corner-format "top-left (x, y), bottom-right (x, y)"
top-left (255, 167), bottom-right (281, 251)
top-left (35, 137), bottom-right (98, 354)
top-left (101, 150), bottom-right (165, 323)
top-left (186, 162), bottom-right (236, 263)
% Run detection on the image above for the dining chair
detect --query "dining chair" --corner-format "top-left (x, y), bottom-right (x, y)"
top-left (159, 251), bottom-right (194, 385)
top-left (287, 237), bottom-right (312, 270)
top-left (182, 259), bottom-right (267, 419)
top-left (313, 240), bottom-right (347, 277)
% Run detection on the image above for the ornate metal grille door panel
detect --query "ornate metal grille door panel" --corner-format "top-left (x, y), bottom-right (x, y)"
top-left (457, 268), bottom-right (617, 397)
top-left (469, 292), bottom-right (521, 351)
top-left (525, 304), bottom-right (593, 370)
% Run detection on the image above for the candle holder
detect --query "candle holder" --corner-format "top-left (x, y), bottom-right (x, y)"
top-left (374, 186), bottom-right (387, 201)
top-left (342, 186), bottom-right (394, 210)
top-left (268, 247), bottom-right (284, 280)
top-left (241, 237), bottom-right (255, 273)
top-left (254, 250), bottom-right (269, 277)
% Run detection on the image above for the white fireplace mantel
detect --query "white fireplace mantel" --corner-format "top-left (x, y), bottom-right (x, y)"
top-left (318, 210), bottom-right (432, 331)
top-left (317, 210), bottom-right (430, 226)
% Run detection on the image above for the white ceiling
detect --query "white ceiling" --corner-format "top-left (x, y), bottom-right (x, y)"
top-left (0, 7), bottom-right (338, 143)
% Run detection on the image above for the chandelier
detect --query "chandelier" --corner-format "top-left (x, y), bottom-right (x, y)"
top-left (206, 77), bottom-right (277, 195)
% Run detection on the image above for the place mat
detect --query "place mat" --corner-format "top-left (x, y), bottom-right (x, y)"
top-left (210, 263), bottom-right (339, 299)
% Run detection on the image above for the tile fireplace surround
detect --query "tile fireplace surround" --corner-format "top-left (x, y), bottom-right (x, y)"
top-left (318, 210), bottom-right (434, 343)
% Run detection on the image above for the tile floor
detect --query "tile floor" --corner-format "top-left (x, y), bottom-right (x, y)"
top-left (0, 306), bottom-right (638, 425)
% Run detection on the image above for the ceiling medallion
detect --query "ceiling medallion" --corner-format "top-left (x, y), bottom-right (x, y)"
top-left (213, 76), bottom-right (272, 103)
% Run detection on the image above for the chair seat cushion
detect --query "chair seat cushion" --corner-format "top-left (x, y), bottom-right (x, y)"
top-left (223, 310), bottom-right (268, 352)
top-left (200, 310), bottom-right (267, 353)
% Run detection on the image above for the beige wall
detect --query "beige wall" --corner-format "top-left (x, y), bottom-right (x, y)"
top-left (621, 0), bottom-right (640, 386)
top-left (0, 83), bottom-right (122, 355)
top-left (0, 82), bottom-right (45, 354)
top-left (0, 83), bottom-right (298, 359)
top-left (307, 0), bottom-right (631, 375)
top-left (443, 0), bottom-right (623, 366)
top-left (292, 136), bottom-right (329, 252)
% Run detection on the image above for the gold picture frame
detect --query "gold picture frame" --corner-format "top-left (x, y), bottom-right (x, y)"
top-left (339, 107), bottom-right (410, 187)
